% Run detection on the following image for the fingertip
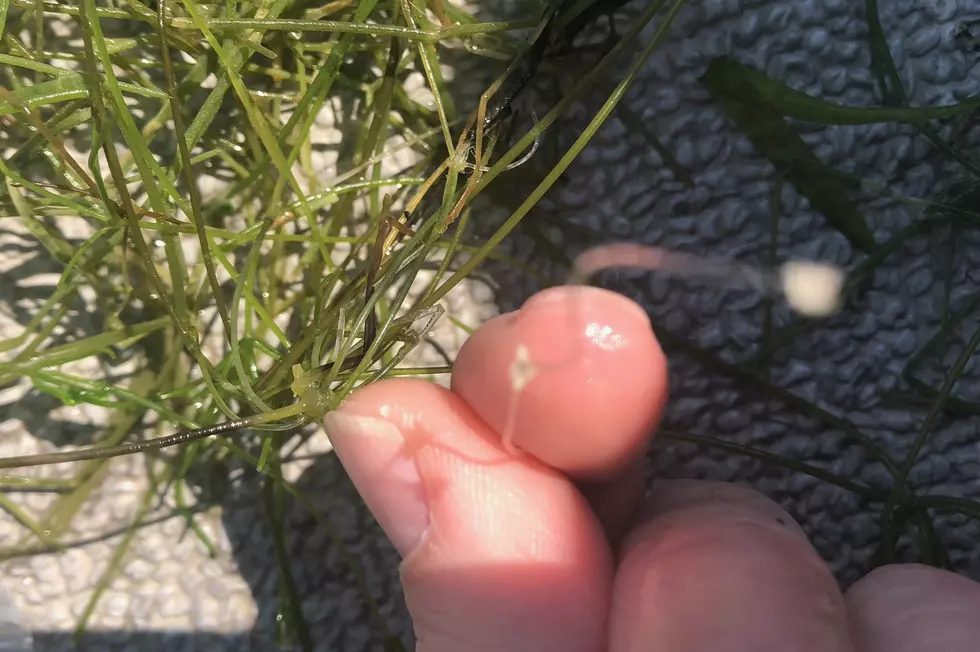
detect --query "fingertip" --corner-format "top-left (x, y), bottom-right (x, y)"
top-left (609, 480), bottom-right (852, 652)
top-left (323, 378), bottom-right (440, 556)
top-left (631, 478), bottom-right (812, 544)
top-left (846, 563), bottom-right (980, 652)
top-left (452, 285), bottom-right (668, 481)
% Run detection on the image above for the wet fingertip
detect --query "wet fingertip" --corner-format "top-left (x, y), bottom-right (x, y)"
top-left (454, 283), bottom-right (666, 476)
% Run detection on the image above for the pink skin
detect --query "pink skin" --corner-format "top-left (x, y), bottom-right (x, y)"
top-left (323, 286), bottom-right (980, 652)
top-left (451, 286), bottom-right (668, 482)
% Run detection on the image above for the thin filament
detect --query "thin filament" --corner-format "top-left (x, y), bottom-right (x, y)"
top-left (499, 243), bottom-right (844, 459)
top-left (569, 242), bottom-right (778, 295)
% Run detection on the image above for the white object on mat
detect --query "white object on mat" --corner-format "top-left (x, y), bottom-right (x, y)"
top-left (570, 242), bottom-right (845, 318)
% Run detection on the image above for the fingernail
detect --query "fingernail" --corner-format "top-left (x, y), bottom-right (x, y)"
top-left (323, 410), bottom-right (430, 556)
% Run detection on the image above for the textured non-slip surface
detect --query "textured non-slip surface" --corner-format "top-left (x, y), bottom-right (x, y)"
top-left (2, 0), bottom-right (980, 650)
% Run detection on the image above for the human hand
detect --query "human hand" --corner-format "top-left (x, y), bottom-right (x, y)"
top-left (323, 286), bottom-right (980, 652)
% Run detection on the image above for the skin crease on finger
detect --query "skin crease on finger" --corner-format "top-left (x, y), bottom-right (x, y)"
top-left (451, 285), bottom-right (669, 482)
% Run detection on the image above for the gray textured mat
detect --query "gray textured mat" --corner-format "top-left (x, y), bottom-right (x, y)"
top-left (2, 0), bottom-right (980, 650)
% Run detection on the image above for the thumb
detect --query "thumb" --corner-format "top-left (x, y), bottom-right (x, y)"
top-left (323, 378), bottom-right (612, 652)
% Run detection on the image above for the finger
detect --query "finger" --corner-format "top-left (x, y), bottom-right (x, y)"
top-left (323, 378), bottom-right (613, 652)
top-left (608, 479), bottom-right (854, 652)
top-left (576, 460), bottom-right (646, 543)
top-left (451, 285), bottom-right (668, 482)
top-left (845, 563), bottom-right (980, 652)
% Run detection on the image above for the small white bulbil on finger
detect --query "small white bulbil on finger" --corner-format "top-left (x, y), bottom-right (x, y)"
top-left (779, 260), bottom-right (845, 318)
top-left (508, 345), bottom-right (538, 392)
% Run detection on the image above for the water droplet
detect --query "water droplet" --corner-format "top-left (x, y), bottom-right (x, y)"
top-left (149, 293), bottom-right (160, 301)
top-left (193, 402), bottom-right (204, 410)
top-left (42, 530), bottom-right (51, 537)
top-left (275, 613), bottom-right (284, 622)
top-left (154, 239), bottom-right (165, 247)
top-left (261, 291), bottom-right (270, 299)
